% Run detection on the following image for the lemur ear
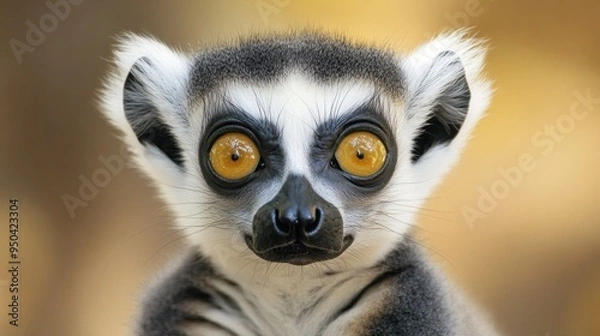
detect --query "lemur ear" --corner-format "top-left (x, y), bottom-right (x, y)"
top-left (400, 31), bottom-right (492, 195)
top-left (408, 50), bottom-right (470, 162)
top-left (100, 34), bottom-right (191, 181)
top-left (123, 57), bottom-right (185, 166)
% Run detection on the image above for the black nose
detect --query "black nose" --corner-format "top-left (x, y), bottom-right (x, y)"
top-left (249, 175), bottom-right (347, 265)
top-left (274, 205), bottom-right (322, 237)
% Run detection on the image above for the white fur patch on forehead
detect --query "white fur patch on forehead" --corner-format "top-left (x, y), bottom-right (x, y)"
top-left (222, 73), bottom-right (379, 176)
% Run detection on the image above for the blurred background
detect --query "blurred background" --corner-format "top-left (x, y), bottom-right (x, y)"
top-left (1, 1), bottom-right (599, 335)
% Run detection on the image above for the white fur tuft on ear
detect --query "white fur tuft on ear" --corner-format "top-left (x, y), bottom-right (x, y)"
top-left (401, 29), bottom-right (493, 202)
top-left (403, 30), bottom-right (488, 102)
top-left (98, 33), bottom-right (191, 193)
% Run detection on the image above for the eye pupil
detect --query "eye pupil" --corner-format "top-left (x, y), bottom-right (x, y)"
top-left (231, 152), bottom-right (240, 161)
top-left (356, 150), bottom-right (364, 160)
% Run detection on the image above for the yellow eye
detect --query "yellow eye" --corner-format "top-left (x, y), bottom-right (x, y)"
top-left (335, 131), bottom-right (387, 177)
top-left (209, 132), bottom-right (260, 180)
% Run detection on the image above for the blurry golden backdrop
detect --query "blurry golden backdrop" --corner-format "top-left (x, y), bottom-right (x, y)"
top-left (1, 1), bottom-right (599, 335)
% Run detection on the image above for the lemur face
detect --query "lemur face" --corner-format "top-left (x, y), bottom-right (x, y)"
top-left (101, 32), bottom-right (490, 273)
top-left (197, 78), bottom-right (398, 266)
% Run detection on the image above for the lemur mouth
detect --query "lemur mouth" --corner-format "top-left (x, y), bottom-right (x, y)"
top-left (245, 235), bottom-right (354, 266)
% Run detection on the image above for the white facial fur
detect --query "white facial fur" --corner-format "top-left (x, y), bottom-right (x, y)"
top-left (99, 31), bottom-right (491, 284)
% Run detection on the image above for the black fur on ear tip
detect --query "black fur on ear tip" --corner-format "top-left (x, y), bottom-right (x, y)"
top-left (411, 51), bottom-right (471, 163)
top-left (123, 57), bottom-right (185, 167)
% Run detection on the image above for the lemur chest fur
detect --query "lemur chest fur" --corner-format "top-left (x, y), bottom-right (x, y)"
top-left (197, 271), bottom-right (382, 336)
top-left (142, 249), bottom-right (408, 336)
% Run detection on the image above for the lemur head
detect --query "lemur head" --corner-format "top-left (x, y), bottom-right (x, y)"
top-left (100, 31), bottom-right (490, 274)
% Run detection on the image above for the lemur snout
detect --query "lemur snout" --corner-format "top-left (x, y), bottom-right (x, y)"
top-left (247, 175), bottom-right (352, 265)
top-left (272, 176), bottom-right (323, 237)
top-left (273, 204), bottom-right (322, 237)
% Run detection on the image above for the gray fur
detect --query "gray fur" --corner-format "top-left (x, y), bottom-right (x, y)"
top-left (190, 33), bottom-right (403, 96)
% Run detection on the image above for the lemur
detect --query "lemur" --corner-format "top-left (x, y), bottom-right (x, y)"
top-left (99, 30), bottom-right (498, 335)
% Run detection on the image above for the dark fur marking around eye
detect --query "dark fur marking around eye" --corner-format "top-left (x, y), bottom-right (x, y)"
top-left (310, 101), bottom-right (398, 193)
top-left (198, 106), bottom-right (284, 197)
top-left (123, 57), bottom-right (184, 166)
